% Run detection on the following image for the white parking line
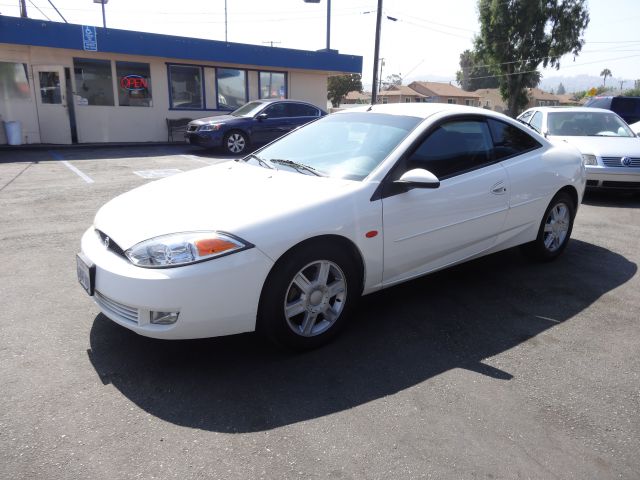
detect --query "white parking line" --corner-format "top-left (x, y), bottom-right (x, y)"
top-left (180, 154), bottom-right (213, 165)
top-left (61, 161), bottom-right (94, 184)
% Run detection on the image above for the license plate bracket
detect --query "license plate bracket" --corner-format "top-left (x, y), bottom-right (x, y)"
top-left (76, 253), bottom-right (95, 296)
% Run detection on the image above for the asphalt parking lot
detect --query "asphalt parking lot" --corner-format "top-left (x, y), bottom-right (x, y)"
top-left (1, 145), bottom-right (639, 479)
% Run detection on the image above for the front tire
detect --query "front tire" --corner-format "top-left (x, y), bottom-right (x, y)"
top-left (523, 191), bottom-right (576, 261)
top-left (258, 243), bottom-right (361, 350)
top-left (224, 131), bottom-right (248, 155)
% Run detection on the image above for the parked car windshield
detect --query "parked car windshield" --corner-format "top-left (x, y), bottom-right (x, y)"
top-left (253, 112), bottom-right (422, 180)
top-left (547, 111), bottom-right (634, 137)
top-left (231, 101), bottom-right (266, 117)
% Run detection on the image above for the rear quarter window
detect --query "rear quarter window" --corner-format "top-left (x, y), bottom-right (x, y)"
top-left (488, 119), bottom-right (541, 160)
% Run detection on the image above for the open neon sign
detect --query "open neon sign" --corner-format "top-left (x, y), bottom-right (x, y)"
top-left (120, 74), bottom-right (148, 91)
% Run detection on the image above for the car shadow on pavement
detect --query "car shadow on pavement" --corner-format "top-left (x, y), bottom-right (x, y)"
top-left (87, 239), bottom-right (636, 433)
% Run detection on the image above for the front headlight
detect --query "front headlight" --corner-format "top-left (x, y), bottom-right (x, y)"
top-left (582, 154), bottom-right (598, 166)
top-left (199, 123), bottom-right (224, 132)
top-left (125, 231), bottom-right (251, 268)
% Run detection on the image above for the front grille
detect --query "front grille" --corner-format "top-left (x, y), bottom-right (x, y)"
top-left (187, 125), bottom-right (198, 132)
top-left (96, 230), bottom-right (126, 258)
top-left (601, 157), bottom-right (640, 168)
top-left (601, 181), bottom-right (640, 189)
top-left (95, 290), bottom-right (139, 325)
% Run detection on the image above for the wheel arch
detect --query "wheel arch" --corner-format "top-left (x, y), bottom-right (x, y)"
top-left (556, 184), bottom-right (579, 209)
top-left (257, 234), bottom-right (366, 313)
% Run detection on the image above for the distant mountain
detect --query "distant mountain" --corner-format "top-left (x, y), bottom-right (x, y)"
top-left (539, 74), bottom-right (635, 93)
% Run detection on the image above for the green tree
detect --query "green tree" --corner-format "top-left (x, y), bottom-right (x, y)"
top-left (600, 68), bottom-right (612, 87)
top-left (557, 82), bottom-right (566, 95)
top-left (455, 49), bottom-right (499, 91)
top-left (475, 0), bottom-right (589, 116)
top-left (327, 74), bottom-right (363, 107)
top-left (382, 73), bottom-right (402, 90)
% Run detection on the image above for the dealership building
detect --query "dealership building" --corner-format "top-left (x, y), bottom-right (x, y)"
top-left (0, 16), bottom-right (362, 145)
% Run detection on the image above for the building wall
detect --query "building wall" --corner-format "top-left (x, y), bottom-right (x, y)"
top-left (0, 44), bottom-right (41, 143)
top-left (288, 72), bottom-right (327, 111)
top-left (0, 44), bottom-right (330, 144)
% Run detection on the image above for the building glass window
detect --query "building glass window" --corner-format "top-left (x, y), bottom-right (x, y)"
top-left (38, 71), bottom-right (62, 104)
top-left (116, 61), bottom-right (152, 107)
top-left (259, 71), bottom-right (286, 99)
top-left (169, 65), bottom-right (203, 109)
top-left (447, 98), bottom-right (455, 104)
top-left (217, 68), bottom-right (247, 110)
top-left (0, 62), bottom-right (30, 100)
top-left (73, 58), bottom-right (114, 106)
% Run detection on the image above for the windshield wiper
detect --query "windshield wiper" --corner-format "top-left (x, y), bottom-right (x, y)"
top-left (268, 158), bottom-right (326, 177)
top-left (241, 153), bottom-right (274, 169)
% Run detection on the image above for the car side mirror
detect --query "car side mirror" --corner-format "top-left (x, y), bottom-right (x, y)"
top-left (394, 168), bottom-right (440, 189)
top-left (257, 113), bottom-right (268, 121)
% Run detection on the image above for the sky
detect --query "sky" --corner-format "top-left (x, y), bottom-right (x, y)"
top-left (1, 0), bottom-right (639, 90)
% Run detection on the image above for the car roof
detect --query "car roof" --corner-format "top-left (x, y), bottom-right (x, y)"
top-left (523, 106), bottom-right (618, 114)
top-left (336, 103), bottom-right (513, 120)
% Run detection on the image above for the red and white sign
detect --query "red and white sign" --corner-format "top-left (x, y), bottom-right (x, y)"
top-left (120, 75), bottom-right (148, 91)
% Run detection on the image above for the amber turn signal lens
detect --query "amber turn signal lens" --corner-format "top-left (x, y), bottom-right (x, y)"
top-left (195, 238), bottom-right (238, 256)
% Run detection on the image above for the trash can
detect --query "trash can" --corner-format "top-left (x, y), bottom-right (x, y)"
top-left (4, 121), bottom-right (22, 146)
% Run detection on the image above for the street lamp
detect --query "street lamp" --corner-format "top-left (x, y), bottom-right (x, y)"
top-left (303, 0), bottom-right (332, 51)
top-left (93, 0), bottom-right (108, 29)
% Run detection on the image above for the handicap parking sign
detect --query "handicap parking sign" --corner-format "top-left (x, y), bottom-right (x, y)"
top-left (82, 26), bottom-right (98, 51)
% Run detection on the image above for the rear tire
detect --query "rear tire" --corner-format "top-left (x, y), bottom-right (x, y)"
top-left (224, 131), bottom-right (248, 155)
top-left (257, 242), bottom-right (361, 350)
top-left (522, 191), bottom-right (576, 261)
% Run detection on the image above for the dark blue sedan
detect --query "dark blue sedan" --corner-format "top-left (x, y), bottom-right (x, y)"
top-left (185, 99), bottom-right (326, 154)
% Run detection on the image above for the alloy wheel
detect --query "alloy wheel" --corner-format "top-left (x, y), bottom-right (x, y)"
top-left (283, 260), bottom-right (347, 337)
top-left (543, 202), bottom-right (570, 252)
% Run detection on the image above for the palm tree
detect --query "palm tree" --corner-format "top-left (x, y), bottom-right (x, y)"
top-left (600, 68), bottom-right (612, 88)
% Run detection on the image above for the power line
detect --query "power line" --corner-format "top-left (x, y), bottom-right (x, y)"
top-left (467, 53), bottom-right (640, 81)
top-left (45, 0), bottom-right (66, 23)
top-left (27, 0), bottom-right (50, 20)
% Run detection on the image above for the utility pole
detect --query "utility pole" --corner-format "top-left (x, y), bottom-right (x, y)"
top-left (19, 0), bottom-right (28, 17)
top-left (370, 0), bottom-right (383, 104)
top-left (378, 58), bottom-right (385, 93)
top-left (224, 0), bottom-right (228, 42)
top-left (619, 80), bottom-right (625, 91)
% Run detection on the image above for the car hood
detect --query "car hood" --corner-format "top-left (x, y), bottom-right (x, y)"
top-left (548, 135), bottom-right (640, 157)
top-left (94, 162), bottom-right (360, 250)
top-left (189, 114), bottom-right (238, 126)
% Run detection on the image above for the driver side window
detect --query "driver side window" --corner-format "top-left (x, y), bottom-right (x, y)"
top-left (406, 120), bottom-right (494, 179)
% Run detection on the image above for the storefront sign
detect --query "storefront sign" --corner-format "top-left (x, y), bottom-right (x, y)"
top-left (82, 26), bottom-right (97, 51)
top-left (120, 75), bottom-right (148, 91)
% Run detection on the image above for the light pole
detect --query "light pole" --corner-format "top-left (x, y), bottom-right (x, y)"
top-left (303, 0), bottom-right (331, 51)
top-left (93, 0), bottom-right (107, 28)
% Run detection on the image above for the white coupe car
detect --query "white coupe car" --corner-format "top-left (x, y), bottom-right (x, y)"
top-left (518, 107), bottom-right (639, 190)
top-left (78, 104), bottom-right (585, 349)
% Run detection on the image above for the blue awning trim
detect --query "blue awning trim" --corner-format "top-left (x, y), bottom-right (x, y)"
top-left (0, 17), bottom-right (362, 74)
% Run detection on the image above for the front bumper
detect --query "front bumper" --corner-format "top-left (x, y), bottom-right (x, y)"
top-left (586, 165), bottom-right (640, 189)
top-left (80, 228), bottom-right (274, 339)
top-left (184, 130), bottom-right (225, 148)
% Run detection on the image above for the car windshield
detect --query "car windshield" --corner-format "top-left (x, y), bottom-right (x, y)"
top-left (547, 111), bottom-right (634, 137)
top-left (251, 112), bottom-right (422, 181)
top-left (231, 101), bottom-right (265, 117)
